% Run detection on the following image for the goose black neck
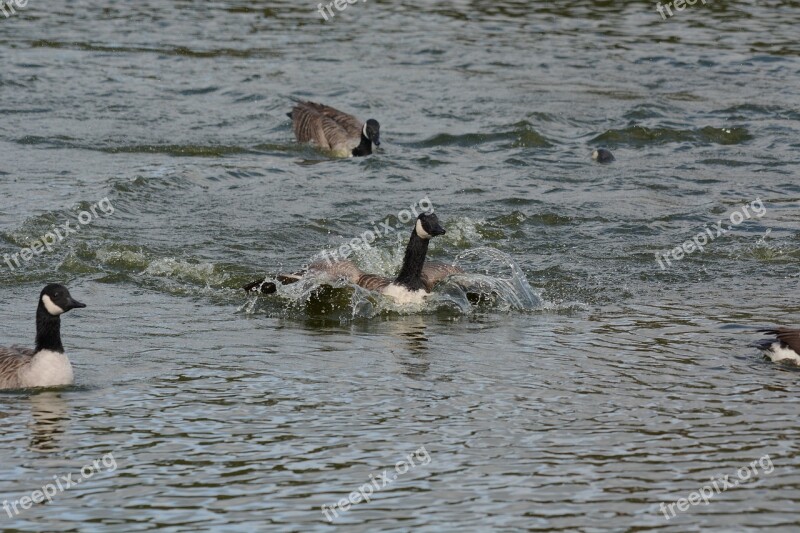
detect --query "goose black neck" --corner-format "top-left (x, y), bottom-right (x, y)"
top-left (351, 133), bottom-right (373, 157)
top-left (35, 304), bottom-right (64, 353)
top-left (394, 229), bottom-right (430, 291)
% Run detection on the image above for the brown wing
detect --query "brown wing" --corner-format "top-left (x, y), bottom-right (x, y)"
top-left (356, 274), bottom-right (392, 292)
top-left (308, 259), bottom-right (391, 292)
top-left (289, 101), bottom-right (359, 152)
top-left (759, 328), bottom-right (800, 353)
top-left (0, 347), bottom-right (34, 389)
top-left (421, 262), bottom-right (465, 291)
top-left (296, 101), bottom-right (363, 137)
top-left (309, 259), bottom-right (366, 284)
top-left (244, 259), bottom-right (368, 295)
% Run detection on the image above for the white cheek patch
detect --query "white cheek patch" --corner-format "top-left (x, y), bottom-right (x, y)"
top-left (41, 294), bottom-right (65, 316)
top-left (362, 123), bottom-right (368, 138)
top-left (415, 219), bottom-right (432, 239)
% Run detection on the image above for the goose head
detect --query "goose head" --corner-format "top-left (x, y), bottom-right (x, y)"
top-left (39, 284), bottom-right (86, 317)
top-left (364, 119), bottom-right (381, 147)
top-left (592, 148), bottom-right (614, 163)
top-left (415, 212), bottom-right (446, 240)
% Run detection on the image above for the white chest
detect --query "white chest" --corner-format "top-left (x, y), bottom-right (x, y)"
top-left (382, 283), bottom-right (428, 305)
top-left (765, 343), bottom-right (800, 364)
top-left (21, 350), bottom-right (74, 388)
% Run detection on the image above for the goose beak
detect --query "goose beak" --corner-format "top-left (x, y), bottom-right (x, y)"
top-left (373, 137), bottom-right (381, 147)
top-left (430, 223), bottom-right (446, 236)
top-left (68, 298), bottom-right (86, 310)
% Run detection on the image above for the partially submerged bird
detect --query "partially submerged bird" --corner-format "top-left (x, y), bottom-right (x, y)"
top-left (244, 212), bottom-right (463, 304)
top-left (756, 328), bottom-right (800, 365)
top-left (288, 99), bottom-right (380, 157)
top-left (592, 148), bottom-right (615, 163)
top-left (0, 284), bottom-right (86, 390)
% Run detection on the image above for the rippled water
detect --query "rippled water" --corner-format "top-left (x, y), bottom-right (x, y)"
top-left (1, 1), bottom-right (799, 531)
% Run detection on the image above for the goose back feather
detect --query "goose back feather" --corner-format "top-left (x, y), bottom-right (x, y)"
top-left (0, 347), bottom-right (36, 389)
top-left (289, 101), bottom-right (361, 153)
top-left (420, 261), bottom-right (465, 290)
top-left (288, 100), bottom-right (378, 157)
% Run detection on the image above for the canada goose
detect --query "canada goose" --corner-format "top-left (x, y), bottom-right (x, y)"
top-left (756, 328), bottom-right (800, 365)
top-left (592, 148), bottom-right (614, 163)
top-left (244, 212), bottom-right (463, 304)
top-left (0, 284), bottom-right (86, 390)
top-left (288, 100), bottom-right (380, 157)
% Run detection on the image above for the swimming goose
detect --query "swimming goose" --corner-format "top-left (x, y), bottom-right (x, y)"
top-left (288, 100), bottom-right (380, 157)
top-left (244, 212), bottom-right (463, 304)
top-left (756, 328), bottom-right (800, 365)
top-left (592, 148), bottom-right (615, 163)
top-left (0, 284), bottom-right (86, 390)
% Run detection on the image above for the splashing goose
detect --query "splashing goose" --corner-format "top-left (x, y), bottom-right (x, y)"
top-left (0, 284), bottom-right (86, 390)
top-left (756, 328), bottom-right (800, 365)
top-left (288, 100), bottom-right (380, 157)
top-left (244, 212), bottom-right (463, 304)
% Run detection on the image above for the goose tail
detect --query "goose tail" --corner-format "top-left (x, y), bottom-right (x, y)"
top-left (755, 328), bottom-right (784, 351)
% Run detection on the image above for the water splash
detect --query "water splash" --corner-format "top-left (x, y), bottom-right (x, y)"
top-left (446, 247), bottom-right (543, 311)
top-left (242, 247), bottom-right (542, 320)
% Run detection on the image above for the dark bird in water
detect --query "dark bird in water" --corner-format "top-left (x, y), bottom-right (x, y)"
top-left (756, 328), bottom-right (800, 365)
top-left (592, 148), bottom-right (615, 163)
top-left (287, 100), bottom-right (380, 158)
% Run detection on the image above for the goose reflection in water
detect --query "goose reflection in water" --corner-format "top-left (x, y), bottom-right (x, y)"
top-left (28, 392), bottom-right (70, 453)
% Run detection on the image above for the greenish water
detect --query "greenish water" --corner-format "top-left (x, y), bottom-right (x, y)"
top-left (1, 1), bottom-right (799, 531)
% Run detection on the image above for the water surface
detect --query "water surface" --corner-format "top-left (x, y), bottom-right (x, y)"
top-left (1, 1), bottom-right (799, 531)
